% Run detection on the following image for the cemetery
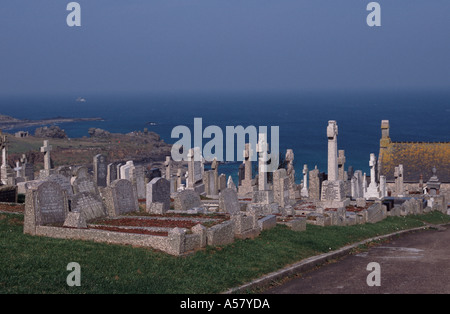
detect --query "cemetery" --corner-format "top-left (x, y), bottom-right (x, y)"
top-left (0, 120), bottom-right (448, 257)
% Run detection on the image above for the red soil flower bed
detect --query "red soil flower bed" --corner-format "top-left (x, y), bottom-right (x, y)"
top-left (0, 203), bottom-right (25, 213)
top-left (90, 225), bottom-right (168, 236)
top-left (93, 217), bottom-right (200, 229)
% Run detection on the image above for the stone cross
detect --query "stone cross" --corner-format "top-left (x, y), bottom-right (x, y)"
top-left (326, 121), bottom-right (339, 182)
top-left (40, 140), bottom-right (52, 172)
top-left (14, 161), bottom-right (22, 177)
top-left (369, 153), bottom-right (376, 185)
top-left (301, 164), bottom-right (309, 197)
top-left (257, 133), bottom-right (269, 191)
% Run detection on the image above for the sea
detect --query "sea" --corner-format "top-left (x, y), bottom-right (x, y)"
top-left (1, 90), bottom-right (449, 184)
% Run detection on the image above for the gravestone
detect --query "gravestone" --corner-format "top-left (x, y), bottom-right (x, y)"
top-left (71, 191), bottom-right (106, 220)
top-left (21, 155), bottom-right (35, 181)
top-left (273, 168), bottom-right (290, 208)
top-left (103, 179), bottom-right (139, 216)
top-left (227, 176), bottom-right (237, 192)
top-left (173, 189), bottom-right (202, 211)
top-left (426, 167), bottom-right (441, 196)
top-left (116, 163), bottom-right (123, 179)
top-left (148, 168), bottom-right (162, 182)
top-left (365, 153), bottom-right (381, 199)
top-left (203, 170), bottom-right (216, 196)
top-left (146, 177), bottom-right (170, 214)
top-left (187, 147), bottom-right (205, 194)
top-left (301, 164), bottom-right (309, 198)
top-left (56, 166), bottom-right (72, 179)
top-left (46, 174), bottom-right (74, 198)
top-left (130, 165), bottom-right (146, 199)
top-left (120, 161), bottom-right (134, 180)
top-left (218, 173), bottom-right (227, 192)
top-left (309, 166), bottom-right (321, 200)
top-left (219, 188), bottom-right (240, 215)
top-left (107, 163), bottom-right (118, 186)
top-left (238, 143), bottom-right (257, 196)
top-left (72, 174), bottom-right (99, 196)
top-left (73, 166), bottom-right (89, 179)
top-left (285, 149), bottom-right (298, 200)
top-left (24, 181), bottom-right (69, 235)
top-left (321, 121), bottom-right (347, 207)
top-left (93, 154), bottom-right (108, 187)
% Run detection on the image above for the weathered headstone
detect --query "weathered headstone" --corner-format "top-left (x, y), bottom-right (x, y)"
top-left (203, 170), bottom-right (216, 196)
top-left (238, 143), bottom-right (256, 196)
top-left (72, 174), bottom-right (99, 196)
top-left (107, 163), bottom-right (117, 186)
top-left (219, 188), bottom-right (240, 215)
top-left (146, 177), bottom-right (170, 214)
top-left (273, 168), bottom-right (290, 208)
top-left (218, 173), bottom-right (227, 192)
top-left (120, 161), bottom-right (134, 180)
top-left (173, 189), bottom-right (202, 211)
top-left (56, 166), bottom-right (72, 179)
top-left (309, 166), bottom-right (321, 200)
top-left (47, 174), bottom-right (74, 198)
top-left (187, 147), bottom-right (205, 194)
top-left (285, 149), bottom-right (297, 200)
top-left (130, 165), bottom-right (146, 199)
top-left (93, 154), bottom-right (108, 187)
top-left (21, 154), bottom-right (34, 181)
top-left (24, 181), bottom-right (69, 235)
top-left (103, 179), bottom-right (139, 216)
top-left (71, 192), bottom-right (106, 220)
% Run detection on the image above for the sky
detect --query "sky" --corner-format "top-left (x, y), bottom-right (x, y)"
top-left (0, 0), bottom-right (449, 95)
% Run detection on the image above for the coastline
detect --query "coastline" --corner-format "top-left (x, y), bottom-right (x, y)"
top-left (0, 115), bottom-right (103, 131)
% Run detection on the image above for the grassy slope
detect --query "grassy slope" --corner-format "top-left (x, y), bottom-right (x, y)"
top-left (0, 212), bottom-right (449, 294)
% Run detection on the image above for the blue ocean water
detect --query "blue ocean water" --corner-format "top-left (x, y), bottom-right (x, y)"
top-left (1, 90), bottom-right (449, 184)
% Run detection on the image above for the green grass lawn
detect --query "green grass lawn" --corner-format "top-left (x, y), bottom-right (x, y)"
top-left (0, 211), bottom-right (449, 294)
